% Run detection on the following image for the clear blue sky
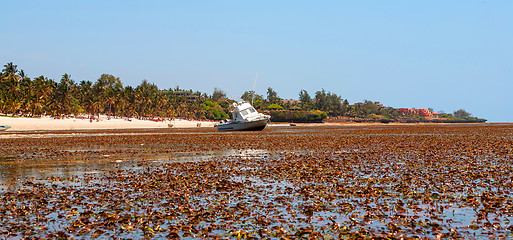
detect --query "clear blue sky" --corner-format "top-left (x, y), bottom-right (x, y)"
top-left (1, 1), bottom-right (512, 122)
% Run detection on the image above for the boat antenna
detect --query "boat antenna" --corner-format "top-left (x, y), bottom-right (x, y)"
top-left (251, 72), bottom-right (258, 105)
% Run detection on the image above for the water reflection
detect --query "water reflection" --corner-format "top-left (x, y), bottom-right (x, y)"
top-left (0, 149), bottom-right (270, 190)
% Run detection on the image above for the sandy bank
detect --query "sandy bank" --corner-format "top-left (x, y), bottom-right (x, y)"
top-left (0, 116), bottom-right (216, 131)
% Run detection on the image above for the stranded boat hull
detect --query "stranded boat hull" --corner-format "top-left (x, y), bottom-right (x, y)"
top-left (216, 117), bottom-right (269, 131)
top-left (216, 101), bottom-right (270, 132)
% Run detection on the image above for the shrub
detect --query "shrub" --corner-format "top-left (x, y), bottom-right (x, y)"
top-left (270, 110), bottom-right (327, 123)
top-left (268, 104), bottom-right (284, 110)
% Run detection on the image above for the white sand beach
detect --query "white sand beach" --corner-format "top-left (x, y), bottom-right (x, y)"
top-left (0, 116), bottom-right (216, 131)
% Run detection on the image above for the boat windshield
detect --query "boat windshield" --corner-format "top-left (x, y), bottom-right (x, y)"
top-left (240, 110), bottom-right (249, 116)
top-left (248, 108), bottom-right (256, 113)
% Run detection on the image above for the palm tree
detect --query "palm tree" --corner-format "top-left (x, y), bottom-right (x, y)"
top-left (118, 86), bottom-right (137, 117)
top-left (78, 80), bottom-right (94, 117)
top-left (1, 62), bottom-right (21, 115)
top-left (53, 73), bottom-right (74, 115)
top-left (31, 76), bottom-right (53, 116)
top-left (93, 74), bottom-right (123, 116)
top-left (135, 80), bottom-right (159, 117)
top-left (18, 70), bottom-right (33, 115)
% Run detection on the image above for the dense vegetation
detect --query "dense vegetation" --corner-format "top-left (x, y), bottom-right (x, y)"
top-left (240, 88), bottom-right (403, 120)
top-left (270, 110), bottom-right (327, 123)
top-left (1, 62), bottom-right (485, 122)
top-left (0, 62), bottom-right (230, 120)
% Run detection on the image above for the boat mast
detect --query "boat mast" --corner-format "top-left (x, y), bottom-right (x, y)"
top-left (251, 72), bottom-right (258, 105)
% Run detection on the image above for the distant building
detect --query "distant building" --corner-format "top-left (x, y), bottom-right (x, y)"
top-left (281, 99), bottom-right (301, 105)
top-left (398, 108), bottom-right (434, 118)
top-left (163, 91), bottom-right (199, 102)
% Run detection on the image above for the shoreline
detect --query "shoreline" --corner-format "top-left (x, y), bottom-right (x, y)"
top-left (269, 121), bottom-right (493, 127)
top-left (0, 116), bottom-right (500, 132)
top-left (0, 116), bottom-right (216, 131)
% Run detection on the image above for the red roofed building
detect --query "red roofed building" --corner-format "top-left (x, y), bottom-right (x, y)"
top-left (398, 108), bottom-right (435, 118)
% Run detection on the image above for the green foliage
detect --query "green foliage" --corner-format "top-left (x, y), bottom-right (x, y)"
top-left (317, 110), bottom-right (328, 120)
top-left (211, 88), bottom-right (226, 101)
top-left (0, 62), bottom-right (207, 119)
top-left (240, 91), bottom-right (253, 102)
top-left (299, 89), bottom-right (311, 103)
top-left (0, 62), bottom-right (486, 123)
top-left (202, 100), bottom-right (216, 108)
top-left (298, 89), bottom-right (312, 110)
top-left (314, 89), bottom-right (327, 111)
top-left (267, 87), bottom-right (280, 104)
top-left (313, 89), bottom-right (348, 116)
top-left (241, 90), bottom-right (265, 109)
top-left (201, 100), bottom-right (229, 120)
top-left (346, 101), bottom-right (401, 119)
top-left (267, 104), bottom-right (284, 110)
top-left (270, 110), bottom-right (327, 123)
top-left (439, 113), bottom-right (453, 118)
top-left (453, 109), bottom-right (471, 118)
top-left (210, 108), bottom-right (229, 120)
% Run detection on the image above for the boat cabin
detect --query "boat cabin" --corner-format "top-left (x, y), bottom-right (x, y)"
top-left (232, 102), bottom-right (260, 122)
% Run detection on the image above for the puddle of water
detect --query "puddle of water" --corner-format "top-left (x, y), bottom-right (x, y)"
top-left (0, 149), bottom-right (271, 190)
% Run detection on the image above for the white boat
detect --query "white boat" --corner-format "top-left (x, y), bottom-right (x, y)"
top-left (0, 125), bottom-right (11, 131)
top-left (216, 101), bottom-right (270, 131)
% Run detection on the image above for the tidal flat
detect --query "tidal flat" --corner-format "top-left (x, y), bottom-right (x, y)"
top-left (0, 124), bottom-right (512, 239)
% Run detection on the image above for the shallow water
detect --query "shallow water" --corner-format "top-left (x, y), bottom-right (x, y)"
top-left (0, 149), bottom-right (264, 189)
top-left (0, 125), bottom-right (512, 239)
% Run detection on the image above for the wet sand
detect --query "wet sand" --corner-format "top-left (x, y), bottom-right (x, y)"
top-left (0, 124), bottom-right (512, 238)
top-left (0, 116), bottom-right (216, 131)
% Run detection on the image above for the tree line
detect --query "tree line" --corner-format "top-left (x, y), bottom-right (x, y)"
top-left (241, 88), bottom-right (402, 120)
top-left (0, 62), bottom-right (228, 120)
top-left (1, 62), bottom-right (481, 122)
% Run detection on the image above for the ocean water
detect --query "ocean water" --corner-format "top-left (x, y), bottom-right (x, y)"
top-left (0, 125), bottom-right (512, 239)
